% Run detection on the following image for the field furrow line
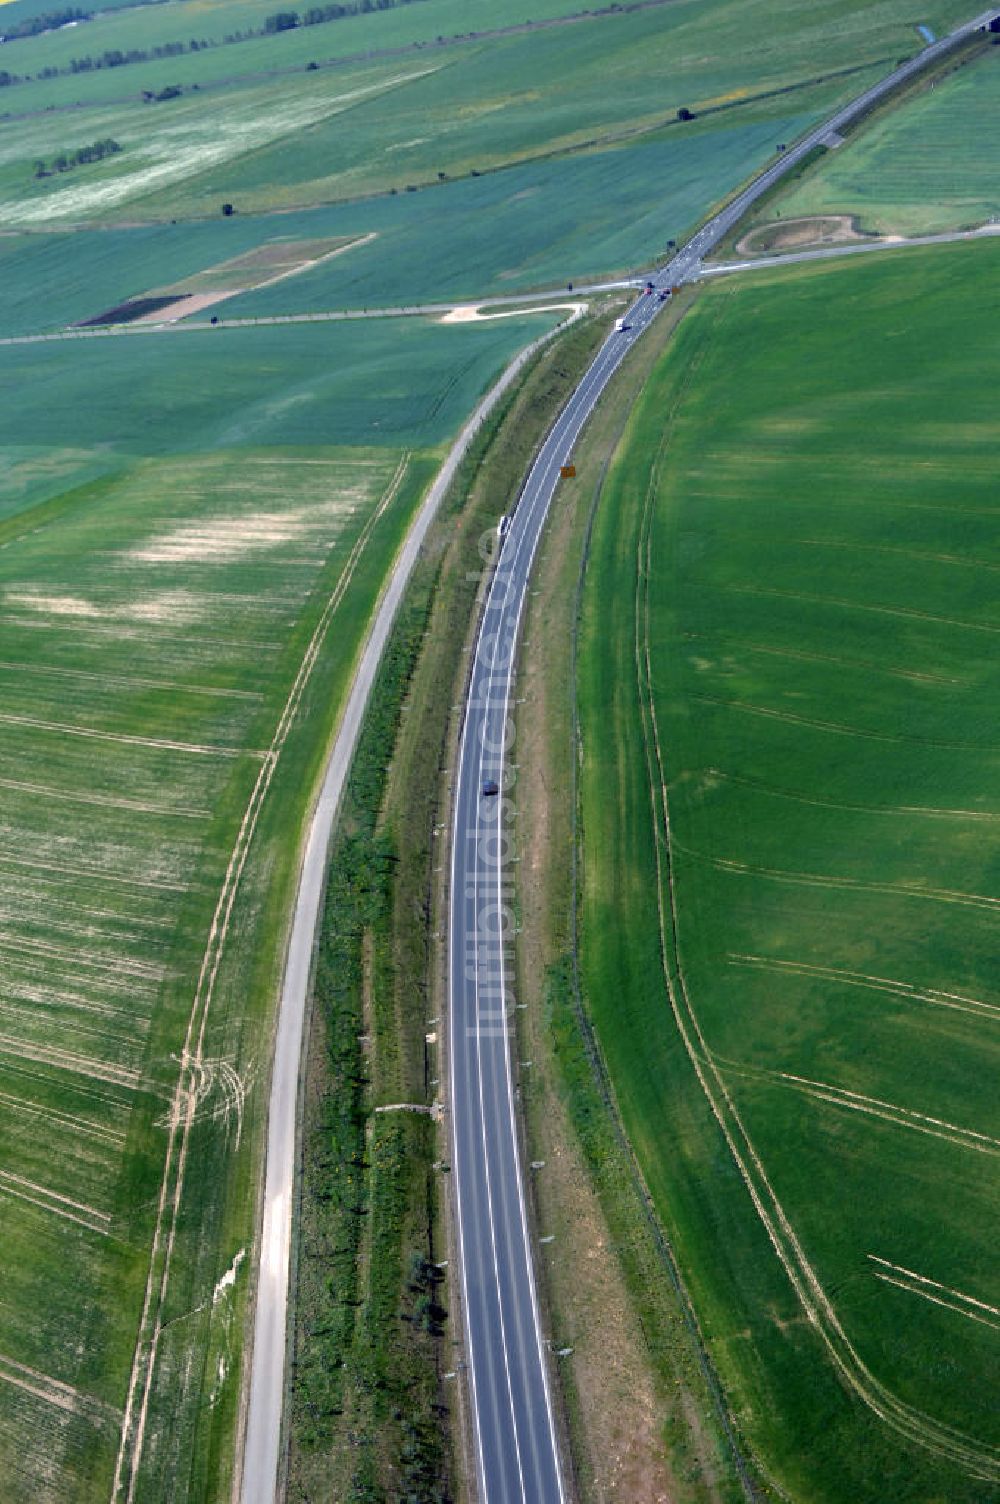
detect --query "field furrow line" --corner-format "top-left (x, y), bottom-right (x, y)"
top-left (726, 582), bottom-right (1000, 636)
top-left (728, 954), bottom-right (1000, 1019)
top-left (0, 614), bottom-right (282, 651)
top-left (729, 637), bottom-right (965, 684)
top-left (0, 1035), bottom-right (140, 1090)
top-left (112, 454), bottom-right (411, 1502)
top-left (871, 1273), bottom-right (1000, 1336)
top-left (0, 1003), bottom-right (146, 1062)
top-left (0, 1170), bottom-right (111, 1235)
top-left (0, 1087), bottom-right (126, 1146)
top-left (869, 1257), bottom-right (1000, 1320)
top-left (0, 711), bottom-right (263, 759)
top-left (0, 659), bottom-right (264, 699)
top-left (1, 898), bottom-right (175, 933)
top-left (692, 692), bottom-right (996, 749)
top-left (4, 979), bottom-right (141, 1020)
top-left (769, 1073), bottom-right (1000, 1158)
top-left (0, 1169), bottom-right (110, 1222)
top-left (0, 934), bottom-right (167, 981)
top-left (797, 537), bottom-right (1000, 574)
top-left (0, 1352), bottom-right (122, 1428)
top-left (0, 856), bottom-right (192, 894)
top-left (3, 958), bottom-right (159, 1007)
top-left (709, 769), bottom-right (999, 821)
top-left (705, 856), bottom-right (1000, 913)
top-left (0, 776), bottom-right (211, 820)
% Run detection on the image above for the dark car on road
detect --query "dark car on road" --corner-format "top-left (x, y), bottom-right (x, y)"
top-left (482, 779), bottom-right (499, 797)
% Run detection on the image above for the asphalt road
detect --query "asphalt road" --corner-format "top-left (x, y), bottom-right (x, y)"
top-left (234, 6), bottom-right (999, 1501)
top-left (445, 11), bottom-right (998, 1503)
top-left (238, 310), bottom-right (582, 1504)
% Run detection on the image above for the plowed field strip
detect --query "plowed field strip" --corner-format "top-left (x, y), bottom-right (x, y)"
top-left (112, 453), bottom-right (411, 1502)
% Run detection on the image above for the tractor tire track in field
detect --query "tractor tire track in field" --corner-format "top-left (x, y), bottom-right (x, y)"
top-left (699, 852), bottom-right (1000, 915)
top-left (714, 1055), bottom-right (1000, 1160)
top-left (723, 637), bottom-right (965, 686)
top-left (691, 692), bottom-right (1000, 750)
top-left (868, 1257), bottom-right (1000, 1335)
top-left (630, 365), bottom-right (1000, 1480)
top-left (728, 954), bottom-right (1000, 1022)
top-left (111, 454), bottom-right (410, 1503)
top-left (707, 767), bottom-right (998, 822)
top-left (725, 581), bottom-right (1000, 637)
top-left (0, 1351), bottom-right (122, 1429)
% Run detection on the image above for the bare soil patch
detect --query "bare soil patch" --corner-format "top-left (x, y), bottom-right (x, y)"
top-left (129, 291), bottom-right (236, 324)
top-left (78, 294), bottom-right (189, 327)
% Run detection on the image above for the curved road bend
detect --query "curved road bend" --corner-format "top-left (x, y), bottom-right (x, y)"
top-left (239, 308), bottom-right (584, 1504)
top-left (447, 9), bottom-right (997, 1502)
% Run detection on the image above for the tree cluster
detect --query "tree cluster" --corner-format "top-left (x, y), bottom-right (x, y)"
top-left (267, 0), bottom-right (426, 32)
top-left (0, 6), bottom-right (88, 42)
top-left (33, 136), bottom-right (121, 177)
top-left (66, 37), bottom-right (208, 72)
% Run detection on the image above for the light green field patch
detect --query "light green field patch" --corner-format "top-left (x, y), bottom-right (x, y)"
top-left (579, 237), bottom-right (1000, 1502)
top-left (159, 235), bottom-right (363, 294)
top-left (766, 42), bottom-right (1000, 235)
top-left (0, 64), bottom-right (436, 226)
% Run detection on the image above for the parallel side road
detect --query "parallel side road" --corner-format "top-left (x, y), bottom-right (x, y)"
top-left (239, 309), bottom-right (585, 1504)
top-left (446, 10), bottom-right (998, 1503)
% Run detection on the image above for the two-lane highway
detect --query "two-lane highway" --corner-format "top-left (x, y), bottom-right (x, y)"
top-left (447, 296), bottom-right (658, 1504)
top-left (446, 10), bottom-right (999, 1501)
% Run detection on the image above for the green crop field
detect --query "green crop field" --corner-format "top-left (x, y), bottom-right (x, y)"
top-left (0, 304), bottom-right (563, 1501)
top-left (4, 0), bottom-right (997, 1496)
top-left (578, 238), bottom-right (1000, 1501)
top-left (0, 0), bottom-right (979, 223)
top-left (0, 312), bottom-right (561, 447)
top-left (762, 41), bottom-right (1000, 235)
